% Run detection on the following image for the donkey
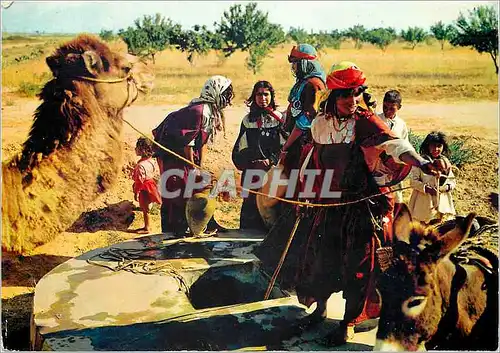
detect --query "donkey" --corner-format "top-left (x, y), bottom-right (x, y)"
top-left (374, 205), bottom-right (498, 351)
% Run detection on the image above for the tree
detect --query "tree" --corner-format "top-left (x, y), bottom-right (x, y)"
top-left (99, 29), bottom-right (116, 42)
top-left (287, 27), bottom-right (309, 44)
top-left (306, 33), bottom-right (324, 53)
top-left (307, 30), bottom-right (344, 52)
top-left (246, 41), bottom-right (271, 74)
top-left (450, 5), bottom-right (499, 74)
top-left (430, 21), bottom-right (455, 50)
top-left (214, 2), bottom-right (285, 58)
top-left (118, 13), bottom-right (182, 64)
top-left (328, 29), bottom-right (345, 49)
top-left (365, 27), bottom-right (397, 51)
top-left (400, 26), bottom-right (428, 49)
top-left (176, 25), bottom-right (220, 65)
top-left (344, 25), bottom-right (367, 49)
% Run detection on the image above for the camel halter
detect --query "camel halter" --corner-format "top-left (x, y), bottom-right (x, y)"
top-left (74, 72), bottom-right (132, 83)
top-left (73, 72), bottom-right (138, 108)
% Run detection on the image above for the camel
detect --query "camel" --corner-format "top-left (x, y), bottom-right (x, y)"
top-left (2, 34), bottom-right (154, 254)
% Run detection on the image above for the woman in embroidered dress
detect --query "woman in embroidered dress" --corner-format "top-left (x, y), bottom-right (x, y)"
top-left (255, 62), bottom-right (442, 345)
top-left (132, 137), bottom-right (162, 234)
top-left (152, 76), bottom-right (234, 236)
top-left (408, 131), bottom-right (456, 224)
top-left (232, 81), bottom-right (286, 231)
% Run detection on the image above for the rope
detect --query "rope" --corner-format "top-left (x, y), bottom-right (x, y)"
top-left (122, 118), bottom-right (413, 208)
top-left (263, 214), bottom-right (303, 300)
top-left (87, 247), bottom-right (190, 294)
top-left (74, 72), bottom-right (132, 83)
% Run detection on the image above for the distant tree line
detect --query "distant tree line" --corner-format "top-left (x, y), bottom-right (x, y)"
top-left (99, 3), bottom-right (498, 74)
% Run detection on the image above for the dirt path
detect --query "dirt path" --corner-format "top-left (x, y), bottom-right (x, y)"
top-left (1, 100), bottom-right (498, 350)
top-left (4, 100), bottom-right (497, 149)
top-left (119, 101), bottom-right (499, 140)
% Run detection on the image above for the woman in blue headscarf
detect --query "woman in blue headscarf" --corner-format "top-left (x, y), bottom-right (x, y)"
top-left (279, 44), bottom-right (326, 172)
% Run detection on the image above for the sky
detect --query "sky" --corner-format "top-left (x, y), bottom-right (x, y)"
top-left (1, 1), bottom-right (498, 34)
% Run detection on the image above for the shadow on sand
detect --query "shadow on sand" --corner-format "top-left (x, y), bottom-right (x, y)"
top-left (67, 200), bottom-right (135, 233)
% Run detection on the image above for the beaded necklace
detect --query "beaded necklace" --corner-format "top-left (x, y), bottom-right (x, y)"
top-left (325, 113), bottom-right (355, 144)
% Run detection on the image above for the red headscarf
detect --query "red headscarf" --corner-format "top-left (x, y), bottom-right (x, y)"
top-left (288, 45), bottom-right (317, 62)
top-left (326, 61), bottom-right (366, 90)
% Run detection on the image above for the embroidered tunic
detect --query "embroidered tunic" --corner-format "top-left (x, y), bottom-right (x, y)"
top-left (232, 109), bottom-right (285, 230)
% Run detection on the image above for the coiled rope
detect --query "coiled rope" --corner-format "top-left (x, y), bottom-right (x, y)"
top-left (87, 247), bottom-right (190, 294)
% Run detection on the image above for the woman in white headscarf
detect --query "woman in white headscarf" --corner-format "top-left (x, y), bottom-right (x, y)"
top-left (153, 75), bottom-right (234, 236)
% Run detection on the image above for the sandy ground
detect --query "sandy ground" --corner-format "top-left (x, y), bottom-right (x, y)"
top-left (1, 99), bottom-right (498, 350)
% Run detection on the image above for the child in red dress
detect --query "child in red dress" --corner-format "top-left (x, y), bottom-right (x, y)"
top-left (132, 137), bottom-right (162, 234)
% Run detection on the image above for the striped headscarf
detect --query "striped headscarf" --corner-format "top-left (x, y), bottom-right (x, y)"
top-left (190, 75), bottom-right (233, 140)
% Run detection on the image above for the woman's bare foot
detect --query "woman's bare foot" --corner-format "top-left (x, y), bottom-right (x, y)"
top-left (136, 227), bottom-right (150, 234)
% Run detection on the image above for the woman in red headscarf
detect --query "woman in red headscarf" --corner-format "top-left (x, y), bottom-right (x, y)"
top-left (255, 62), bottom-right (441, 345)
top-left (280, 44), bottom-right (326, 173)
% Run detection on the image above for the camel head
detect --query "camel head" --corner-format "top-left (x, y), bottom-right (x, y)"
top-left (16, 34), bottom-right (154, 176)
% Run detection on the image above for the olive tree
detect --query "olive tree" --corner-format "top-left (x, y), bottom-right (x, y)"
top-left (287, 27), bottom-right (309, 45)
top-left (344, 25), bottom-right (367, 49)
top-left (450, 5), bottom-right (498, 74)
top-left (400, 27), bottom-right (428, 49)
top-left (214, 2), bottom-right (285, 73)
top-left (365, 27), bottom-right (397, 51)
top-left (118, 13), bottom-right (181, 64)
top-left (176, 25), bottom-right (221, 65)
top-left (430, 21), bottom-right (455, 50)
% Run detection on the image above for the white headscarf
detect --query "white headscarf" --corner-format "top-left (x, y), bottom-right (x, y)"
top-left (192, 75), bottom-right (232, 108)
top-left (190, 75), bottom-right (232, 140)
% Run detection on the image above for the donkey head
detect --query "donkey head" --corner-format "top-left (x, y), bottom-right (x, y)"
top-left (374, 205), bottom-right (476, 351)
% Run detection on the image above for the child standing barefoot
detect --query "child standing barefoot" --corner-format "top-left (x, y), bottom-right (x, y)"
top-left (132, 137), bottom-right (162, 234)
top-left (408, 131), bottom-right (456, 224)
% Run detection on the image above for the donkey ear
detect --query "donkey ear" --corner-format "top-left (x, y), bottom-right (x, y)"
top-left (393, 203), bottom-right (413, 243)
top-left (82, 50), bottom-right (103, 76)
top-left (436, 213), bottom-right (476, 259)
